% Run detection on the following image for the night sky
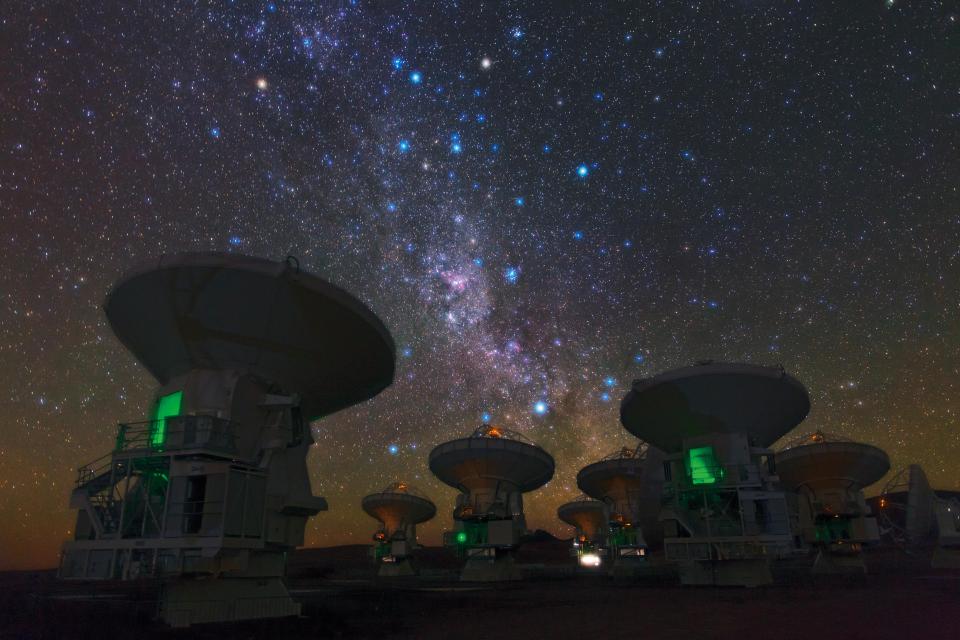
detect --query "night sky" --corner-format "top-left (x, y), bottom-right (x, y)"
top-left (2, 2), bottom-right (959, 571)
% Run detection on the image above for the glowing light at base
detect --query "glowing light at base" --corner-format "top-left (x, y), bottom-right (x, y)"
top-left (579, 553), bottom-right (602, 568)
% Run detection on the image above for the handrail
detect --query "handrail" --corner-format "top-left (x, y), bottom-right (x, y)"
top-left (75, 415), bottom-right (240, 489)
top-left (115, 416), bottom-right (239, 454)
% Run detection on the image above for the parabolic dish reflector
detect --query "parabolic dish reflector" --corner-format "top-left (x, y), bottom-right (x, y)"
top-left (557, 499), bottom-right (608, 536)
top-left (620, 362), bottom-right (810, 452)
top-left (104, 253), bottom-right (395, 420)
top-left (362, 483), bottom-right (436, 532)
top-left (576, 458), bottom-right (650, 503)
top-left (776, 438), bottom-right (890, 491)
top-left (576, 447), bottom-right (665, 545)
top-left (429, 430), bottom-right (555, 493)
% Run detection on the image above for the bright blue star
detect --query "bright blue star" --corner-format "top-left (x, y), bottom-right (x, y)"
top-left (398, 139), bottom-right (411, 153)
top-left (504, 267), bottom-right (519, 284)
top-left (409, 71), bottom-right (422, 84)
top-left (542, 144), bottom-right (552, 153)
top-left (451, 142), bottom-right (462, 154)
top-left (475, 113), bottom-right (486, 123)
top-left (228, 236), bottom-right (242, 246)
top-left (600, 393), bottom-right (611, 402)
top-left (604, 376), bottom-right (616, 388)
top-left (386, 202), bottom-right (397, 212)
top-left (594, 92), bottom-right (604, 102)
top-left (387, 444), bottom-right (400, 455)
top-left (634, 353), bottom-right (645, 363)
top-left (481, 412), bottom-right (492, 423)
top-left (511, 26), bottom-right (524, 39)
top-left (573, 231), bottom-right (584, 240)
top-left (514, 196), bottom-right (524, 206)
top-left (209, 127), bottom-right (221, 138)
top-left (533, 401), bottom-right (548, 415)
top-left (267, 3), bottom-right (276, 12)
top-left (576, 164), bottom-right (589, 178)
top-left (473, 257), bottom-right (483, 266)
top-left (401, 346), bottom-right (412, 358)
top-left (391, 56), bottom-right (404, 70)
top-left (302, 37), bottom-right (313, 48)
top-left (654, 48), bottom-right (665, 57)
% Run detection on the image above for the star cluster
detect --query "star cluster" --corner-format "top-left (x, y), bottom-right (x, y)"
top-left (1, 2), bottom-right (958, 570)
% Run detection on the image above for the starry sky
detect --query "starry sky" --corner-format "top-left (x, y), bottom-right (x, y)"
top-left (1, 2), bottom-right (959, 571)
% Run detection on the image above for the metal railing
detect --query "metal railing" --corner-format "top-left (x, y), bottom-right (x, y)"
top-left (115, 416), bottom-right (239, 455)
top-left (76, 453), bottom-right (117, 487)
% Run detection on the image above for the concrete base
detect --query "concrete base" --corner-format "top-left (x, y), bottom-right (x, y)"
top-left (460, 554), bottom-right (521, 582)
top-left (931, 546), bottom-right (960, 569)
top-left (159, 577), bottom-right (300, 628)
top-left (378, 558), bottom-right (417, 577)
top-left (812, 550), bottom-right (866, 574)
top-left (678, 559), bottom-right (772, 587)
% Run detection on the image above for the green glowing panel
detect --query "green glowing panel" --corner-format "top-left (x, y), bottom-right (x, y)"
top-left (150, 391), bottom-right (182, 447)
top-left (687, 446), bottom-right (723, 485)
top-left (455, 531), bottom-right (468, 544)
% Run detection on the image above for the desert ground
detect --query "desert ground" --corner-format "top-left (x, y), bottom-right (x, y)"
top-left (3, 540), bottom-right (958, 640)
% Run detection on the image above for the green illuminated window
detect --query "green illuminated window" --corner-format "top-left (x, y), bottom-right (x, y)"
top-left (150, 391), bottom-right (182, 447)
top-left (686, 446), bottom-right (723, 485)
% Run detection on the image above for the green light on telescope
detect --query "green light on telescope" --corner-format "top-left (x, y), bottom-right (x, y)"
top-left (150, 390), bottom-right (182, 447)
top-left (456, 531), bottom-right (468, 544)
top-left (687, 446), bottom-right (723, 485)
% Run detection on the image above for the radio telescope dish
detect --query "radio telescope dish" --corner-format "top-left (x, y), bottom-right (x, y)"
top-left (879, 465), bottom-right (936, 547)
top-left (557, 497), bottom-right (609, 541)
top-left (576, 443), bottom-right (665, 550)
top-left (620, 362), bottom-right (810, 451)
top-left (104, 252), bottom-right (395, 420)
top-left (429, 425), bottom-right (555, 581)
top-left (362, 482), bottom-right (437, 533)
top-left (429, 425), bottom-right (555, 495)
top-left (362, 482), bottom-right (435, 576)
top-left (776, 431), bottom-right (889, 573)
top-left (776, 431), bottom-right (890, 493)
top-left (60, 253), bottom-right (396, 626)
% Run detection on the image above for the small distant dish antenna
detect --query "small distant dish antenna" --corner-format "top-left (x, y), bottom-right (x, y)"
top-left (879, 465), bottom-right (935, 547)
top-left (361, 482), bottom-right (436, 577)
top-left (429, 423), bottom-right (554, 581)
top-left (775, 431), bottom-right (889, 573)
top-left (557, 496), bottom-right (610, 568)
top-left (576, 442), bottom-right (665, 560)
top-left (879, 464), bottom-right (960, 568)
